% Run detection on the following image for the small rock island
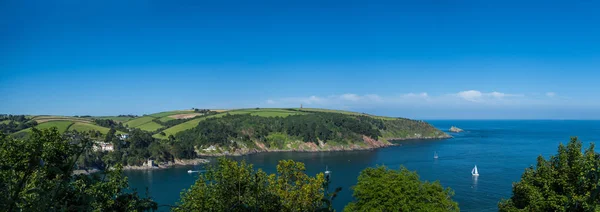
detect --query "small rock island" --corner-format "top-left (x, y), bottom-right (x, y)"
top-left (449, 126), bottom-right (464, 133)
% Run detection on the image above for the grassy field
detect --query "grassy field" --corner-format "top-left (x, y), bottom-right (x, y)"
top-left (124, 116), bottom-right (156, 127)
top-left (0, 120), bottom-right (12, 124)
top-left (148, 110), bottom-right (195, 118)
top-left (32, 116), bottom-right (93, 124)
top-left (19, 121), bottom-right (74, 134)
top-left (69, 122), bottom-right (113, 134)
top-left (136, 121), bottom-right (163, 132)
top-left (93, 116), bottom-right (135, 122)
top-left (158, 116), bottom-right (175, 122)
top-left (153, 115), bottom-right (217, 139)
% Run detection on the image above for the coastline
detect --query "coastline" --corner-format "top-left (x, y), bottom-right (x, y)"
top-left (197, 134), bottom-right (452, 157)
top-left (119, 134), bottom-right (451, 170)
top-left (122, 158), bottom-right (210, 170)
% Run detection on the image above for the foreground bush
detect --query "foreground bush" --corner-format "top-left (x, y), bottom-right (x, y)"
top-left (499, 137), bottom-right (600, 211)
top-left (175, 157), bottom-right (334, 212)
top-left (0, 129), bottom-right (157, 212)
top-left (344, 166), bottom-right (459, 212)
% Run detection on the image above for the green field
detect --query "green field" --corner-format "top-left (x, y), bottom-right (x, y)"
top-left (20, 121), bottom-right (74, 134)
top-left (94, 116), bottom-right (135, 122)
top-left (148, 110), bottom-right (195, 118)
top-left (158, 116), bottom-right (175, 122)
top-left (0, 120), bottom-right (12, 124)
top-left (136, 121), bottom-right (163, 132)
top-left (68, 122), bottom-right (112, 134)
top-left (32, 116), bottom-right (93, 124)
top-left (13, 119), bottom-right (128, 137)
top-left (153, 116), bottom-right (216, 139)
top-left (124, 116), bottom-right (156, 127)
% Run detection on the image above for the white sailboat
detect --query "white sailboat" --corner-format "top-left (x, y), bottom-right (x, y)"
top-left (471, 165), bottom-right (479, 176)
top-left (433, 151), bottom-right (439, 159)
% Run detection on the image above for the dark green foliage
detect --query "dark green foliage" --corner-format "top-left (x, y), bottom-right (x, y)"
top-left (100, 129), bottom-right (174, 166)
top-left (0, 114), bottom-right (37, 134)
top-left (0, 128), bottom-right (157, 211)
top-left (175, 158), bottom-right (333, 212)
top-left (174, 113), bottom-right (390, 156)
top-left (344, 166), bottom-right (459, 212)
top-left (193, 108), bottom-right (217, 115)
top-left (93, 118), bottom-right (128, 132)
top-left (499, 137), bottom-right (600, 211)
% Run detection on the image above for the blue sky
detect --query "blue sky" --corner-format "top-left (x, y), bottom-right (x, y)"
top-left (1, 0), bottom-right (599, 119)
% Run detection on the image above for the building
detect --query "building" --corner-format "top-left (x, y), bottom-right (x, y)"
top-left (93, 142), bottom-right (114, 152)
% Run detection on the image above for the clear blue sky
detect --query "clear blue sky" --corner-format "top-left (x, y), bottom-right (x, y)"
top-left (1, 0), bottom-right (599, 119)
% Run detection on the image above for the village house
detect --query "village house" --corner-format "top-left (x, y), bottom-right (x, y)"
top-left (93, 142), bottom-right (114, 152)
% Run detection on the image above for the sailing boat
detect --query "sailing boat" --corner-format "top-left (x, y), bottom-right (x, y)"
top-left (433, 151), bottom-right (439, 159)
top-left (471, 165), bottom-right (479, 176)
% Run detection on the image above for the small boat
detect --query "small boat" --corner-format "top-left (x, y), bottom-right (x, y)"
top-left (471, 165), bottom-right (479, 176)
top-left (187, 170), bottom-right (199, 173)
top-left (324, 166), bottom-right (331, 175)
top-left (434, 151), bottom-right (439, 159)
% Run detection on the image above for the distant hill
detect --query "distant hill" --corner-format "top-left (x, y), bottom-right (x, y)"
top-left (153, 108), bottom-right (450, 156)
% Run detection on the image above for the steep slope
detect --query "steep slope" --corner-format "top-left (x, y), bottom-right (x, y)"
top-left (171, 111), bottom-right (449, 156)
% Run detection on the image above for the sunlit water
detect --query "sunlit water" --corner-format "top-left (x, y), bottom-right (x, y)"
top-left (126, 120), bottom-right (600, 211)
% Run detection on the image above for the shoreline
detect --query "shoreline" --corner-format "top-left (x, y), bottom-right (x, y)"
top-left (197, 135), bottom-right (452, 157)
top-left (122, 158), bottom-right (210, 170)
top-left (119, 135), bottom-right (451, 171)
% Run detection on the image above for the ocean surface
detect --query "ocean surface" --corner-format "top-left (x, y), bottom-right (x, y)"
top-left (126, 120), bottom-right (600, 211)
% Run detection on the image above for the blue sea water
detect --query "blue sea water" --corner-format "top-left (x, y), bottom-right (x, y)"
top-left (125, 120), bottom-right (600, 211)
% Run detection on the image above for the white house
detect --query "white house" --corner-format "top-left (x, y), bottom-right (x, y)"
top-left (93, 142), bottom-right (114, 152)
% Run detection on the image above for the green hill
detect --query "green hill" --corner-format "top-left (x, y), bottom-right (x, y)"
top-left (23, 120), bottom-right (74, 133)
top-left (93, 116), bottom-right (135, 122)
top-left (11, 117), bottom-right (122, 137)
top-left (153, 108), bottom-right (307, 139)
top-left (124, 116), bottom-right (156, 128)
top-left (152, 108), bottom-right (405, 139)
top-left (169, 109), bottom-right (450, 156)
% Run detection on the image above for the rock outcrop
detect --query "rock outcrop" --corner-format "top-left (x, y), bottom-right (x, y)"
top-left (449, 126), bottom-right (464, 133)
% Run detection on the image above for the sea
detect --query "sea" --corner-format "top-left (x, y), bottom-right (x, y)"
top-left (125, 120), bottom-right (600, 211)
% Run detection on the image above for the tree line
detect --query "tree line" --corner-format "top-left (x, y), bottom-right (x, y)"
top-left (175, 113), bottom-right (385, 151)
top-left (0, 115), bottom-right (37, 134)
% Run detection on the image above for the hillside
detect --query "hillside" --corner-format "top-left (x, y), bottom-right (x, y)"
top-left (153, 108), bottom-right (306, 139)
top-left (10, 115), bottom-right (127, 137)
top-left (164, 108), bottom-right (450, 156)
top-left (122, 110), bottom-right (206, 132)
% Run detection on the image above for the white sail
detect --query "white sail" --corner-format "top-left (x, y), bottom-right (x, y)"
top-left (471, 165), bottom-right (479, 176)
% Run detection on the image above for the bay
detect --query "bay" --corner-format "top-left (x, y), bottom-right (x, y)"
top-left (126, 120), bottom-right (600, 211)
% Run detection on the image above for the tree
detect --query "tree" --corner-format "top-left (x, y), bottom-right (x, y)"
top-left (0, 128), bottom-right (157, 211)
top-left (344, 166), bottom-right (459, 212)
top-left (499, 137), bottom-right (600, 211)
top-left (175, 158), bottom-right (331, 212)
